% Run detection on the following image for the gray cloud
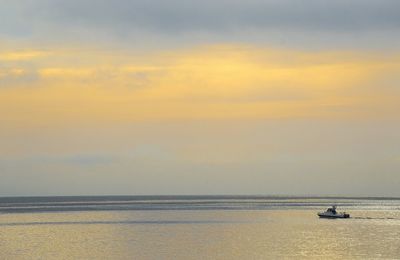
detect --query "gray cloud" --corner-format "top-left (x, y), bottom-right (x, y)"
top-left (0, 67), bottom-right (39, 88)
top-left (1, 0), bottom-right (400, 49)
top-left (30, 0), bottom-right (400, 32)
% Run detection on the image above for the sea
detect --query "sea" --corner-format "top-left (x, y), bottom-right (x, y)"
top-left (0, 196), bottom-right (399, 259)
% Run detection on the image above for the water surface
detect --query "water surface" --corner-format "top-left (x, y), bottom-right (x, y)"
top-left (0, 196), bottom-right (399, 259)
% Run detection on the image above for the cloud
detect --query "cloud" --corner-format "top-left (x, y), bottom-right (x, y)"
top-left (1, 1), bottom-right (400, 197)
top-left (38, 68), bottom-right (96, 78)
top-left (0, 44), bottom-right (399, 127)
top-left (30, 0), bottom-right (400, 32)
top-left (0, 67), bottom-right (39, 88)
top-left (2, 0), bottom-right (400, 49)
top-left (0, 50), bottom-right (50, 61)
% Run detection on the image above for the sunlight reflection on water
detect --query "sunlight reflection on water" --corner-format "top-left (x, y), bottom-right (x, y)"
top-left (0, 209), bottom-right (399, 259)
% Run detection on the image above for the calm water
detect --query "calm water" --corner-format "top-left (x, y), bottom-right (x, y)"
top-left (0, 196), bottom-right (399, 259)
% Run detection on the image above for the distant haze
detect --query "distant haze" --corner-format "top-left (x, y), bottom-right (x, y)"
top-left (0, 0), bottom-right (399, 196)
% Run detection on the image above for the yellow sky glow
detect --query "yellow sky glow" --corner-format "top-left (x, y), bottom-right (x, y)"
top-left (1, 45), bottom-right (399, 127)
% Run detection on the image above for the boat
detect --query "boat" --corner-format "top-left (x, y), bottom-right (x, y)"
top-left (318, 205), bottom-right (350, 218)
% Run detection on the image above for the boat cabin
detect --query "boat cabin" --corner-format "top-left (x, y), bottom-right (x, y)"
top-left (326, 206), bottom-right (337, 214)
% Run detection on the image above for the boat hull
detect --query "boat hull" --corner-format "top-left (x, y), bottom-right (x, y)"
top-left (318, 213), bottom-right (350, 219)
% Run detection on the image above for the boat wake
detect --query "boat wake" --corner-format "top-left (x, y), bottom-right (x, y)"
top-left (352, 217), bottom-right (399, 220)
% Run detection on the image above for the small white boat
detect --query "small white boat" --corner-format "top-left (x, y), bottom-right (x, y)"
top-left (318, 205), bottom-right (350, 218)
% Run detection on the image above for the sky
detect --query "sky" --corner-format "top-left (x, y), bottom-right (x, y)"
top-left (1, 0), bottom-right (399, 196)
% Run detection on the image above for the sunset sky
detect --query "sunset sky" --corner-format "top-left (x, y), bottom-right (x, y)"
top-left (1, 0), bottom-right (399, 196)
